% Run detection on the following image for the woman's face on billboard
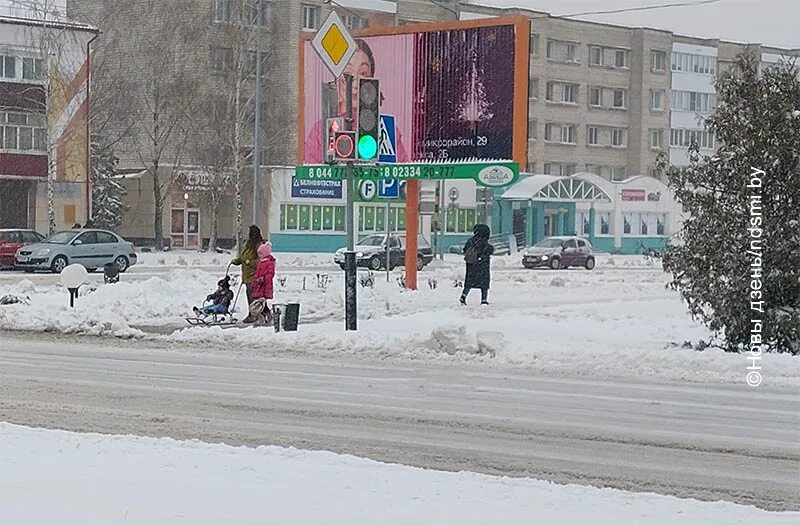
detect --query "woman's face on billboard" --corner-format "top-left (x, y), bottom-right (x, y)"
top-left (337, 48), bottom-right (373, 115)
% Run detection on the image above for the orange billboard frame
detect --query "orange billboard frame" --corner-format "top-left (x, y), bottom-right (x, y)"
top-left (297, 15), bottom-right (530, 169)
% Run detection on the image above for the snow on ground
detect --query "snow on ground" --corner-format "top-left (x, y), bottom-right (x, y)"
top-left (0, 254), bottom-right (796, 386)
top-left (1, 423), bottom-right (795, 526)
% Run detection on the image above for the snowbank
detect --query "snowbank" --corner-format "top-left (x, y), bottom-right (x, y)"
top-left (1, 264), bottom-right (797, 386)
top-left (1, 423), bottom-right (795, 526)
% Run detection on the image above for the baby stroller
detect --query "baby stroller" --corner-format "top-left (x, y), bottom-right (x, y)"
top-left (185, 263), bottom-right (244, 327)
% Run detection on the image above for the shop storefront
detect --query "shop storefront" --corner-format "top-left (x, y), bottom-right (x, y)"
top-left (497, 172), bottom-right (679, 254)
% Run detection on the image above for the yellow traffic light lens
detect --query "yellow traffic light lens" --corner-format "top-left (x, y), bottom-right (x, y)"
top-left (358, 135), bottom-right (378, 159)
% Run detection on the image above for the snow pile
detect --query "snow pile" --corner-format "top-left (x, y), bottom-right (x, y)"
top-left (1, 265), bottom-right (798, 386)
top-left (1, 423), bottom-right (796, 526)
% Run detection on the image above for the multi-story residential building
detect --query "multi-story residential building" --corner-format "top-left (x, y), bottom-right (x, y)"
top-left (0, 1), bottom-right (97, 231)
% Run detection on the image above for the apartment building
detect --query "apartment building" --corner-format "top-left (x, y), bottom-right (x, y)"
top-left (524, 16), bottom-right (672, 181)
top-left (669, 37), bottom-right (798, 167)
top-left (0, 2), bottom-right (97, 231)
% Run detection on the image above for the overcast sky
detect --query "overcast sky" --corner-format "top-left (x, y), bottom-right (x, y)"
top-left (463, 0), bottom-right (799, 49)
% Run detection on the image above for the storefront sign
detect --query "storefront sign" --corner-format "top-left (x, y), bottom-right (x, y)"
top-left (295, 161), bottom-right (520, 188)
top-left (174, 169), bottom-right (233, 192)
top-left (621, 189), bottom-right (646, 201)
top-left (291, 177), bottom-right (343, 199)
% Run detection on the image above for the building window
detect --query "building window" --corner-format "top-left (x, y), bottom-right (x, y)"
top-left (211, 47), bottom-right (233, 74)
top-left (611, 166), bottom-right (627, 181)
top-left (1, 55), bottom-right (15, 78)
top-left (670, 128), bottom-right (716, 149)
top-left (212, 0), bottom-right (232, 23)
top-left (650, 129), bottom-right (664, 149)
top-left (546, 124), bottom-right (576, 144)
top-left (529, 33), bottom-right (539, 56)
top-left (566, 43), bottom-right (578, 62)
top-left (671, 52), bottom-right (716, 75)
top-left (614, 49), bottom-right (629, 68)
top-left (302, 4), bottom-right (319, 30)
top-left (611, 89), bottom-right (626, 109)
top-left (249, 1), bottom-right (272, 26)
top-left (547, 40), bottom-right (579, 63)
top-left (360, 204), bottom-right (406, 232)
top-left (0, 112), bottom-right (46, 152)
top-left (562, 83), bottom-right (577, 103)
top-left (657, 214), bottom-right (666, 235)
top-left (561, 125), bottom-right (575, 144)
top-left (543, 162), bottom-right (576, 176)
top-left (529, 78), bottom-right (539, 100)
top-left (444, 207), bottom-right (478, 233)
top-left (589, 46), bottom-right (603, 66)
top-left (21, 57), bottom-right (44, 81)
top-left (623, 213), bottom-right (633, 234)
top-left (346, 14), bottom-right (369, 30)
top-left (671, 90), bottom-right (716, 112)
top-left (585, 164), bottom-right (604, 176)
top-left (648, 167), bottom-right (662, 179)
top-left (651, 89), bottom-right (665, 110)
top-left (281, 204), bottom-right (347, 232)
top-left (528, 119), bottom-right (537, 140)
top-left (600, 212), bottom-right (611, 234)
top-left (651, 50), bottom-right (666, 72)
top-left (547, 82), bottom-right (578, 104)
top-left (640, 214), bottom-right (649, 235)
top-left (589, 86), bottom-right (603, 107)
top-left (587, 126), bottom-right (599, 146)
top-left (611, 128), bottom-right (626, 147)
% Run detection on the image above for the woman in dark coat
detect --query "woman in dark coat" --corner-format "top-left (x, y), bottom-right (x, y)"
top-left (460, 224), bottom-right (494, 305)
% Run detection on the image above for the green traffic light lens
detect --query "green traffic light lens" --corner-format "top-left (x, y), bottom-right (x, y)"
top-left (358, 135), bottom-right (378, 160)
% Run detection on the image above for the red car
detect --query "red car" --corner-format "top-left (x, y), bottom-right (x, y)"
top-left (0, 229), bottom-right (45, 269)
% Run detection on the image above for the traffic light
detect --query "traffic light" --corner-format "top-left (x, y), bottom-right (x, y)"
top-left (333, 131), bottom-right (356, 161)
top-left (325, 118), bottom-right (343, 164)
top-left (357, 77), bottom-right (379, 160)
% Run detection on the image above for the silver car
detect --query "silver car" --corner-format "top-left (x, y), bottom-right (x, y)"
top-left (14, 229), bottom-right (138, 273)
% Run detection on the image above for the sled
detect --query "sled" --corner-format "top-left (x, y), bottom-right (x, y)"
top-left (185, 263), bottom-right (244, 327)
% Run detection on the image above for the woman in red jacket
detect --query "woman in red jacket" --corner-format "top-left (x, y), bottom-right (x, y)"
top-left (252, 241), bottom-right (275, 302)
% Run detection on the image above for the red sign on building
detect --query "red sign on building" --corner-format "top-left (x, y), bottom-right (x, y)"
top-left (621, 189), bottom-right (646, 201)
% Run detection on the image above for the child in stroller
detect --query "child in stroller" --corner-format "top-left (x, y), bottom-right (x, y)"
top-left (193, 276), bottom-right (234, 317)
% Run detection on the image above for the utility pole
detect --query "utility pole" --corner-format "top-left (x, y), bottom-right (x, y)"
top-left (251, 0), bottom-right (263, 226)
top-left (344, 73), bottom-right (357, 331)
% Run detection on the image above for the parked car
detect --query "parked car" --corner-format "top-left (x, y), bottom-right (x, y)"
top-left (0, 229), bottom-right (44, 269)
top-left (14, 229), bottom-right (138, 274)
top-left (334, 233), bottom-right (434, 271)
top-left (522, 236), bottom-right (595, 270)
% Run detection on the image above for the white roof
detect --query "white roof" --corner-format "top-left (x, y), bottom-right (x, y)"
top-left (501, 174), bottom-right (612, 202)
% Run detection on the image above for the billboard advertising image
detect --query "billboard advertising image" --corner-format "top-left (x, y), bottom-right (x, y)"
top-left (299, 17), bottom-right (529, 167)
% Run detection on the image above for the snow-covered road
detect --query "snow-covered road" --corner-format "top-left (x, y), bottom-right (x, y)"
top-left (1, 334), bottom-right (797, 511)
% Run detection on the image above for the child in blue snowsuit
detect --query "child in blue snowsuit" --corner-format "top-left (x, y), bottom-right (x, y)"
top-left (194, 276), bottom-right (234, 316)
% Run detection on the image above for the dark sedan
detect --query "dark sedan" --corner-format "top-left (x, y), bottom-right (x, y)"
top-left (334, 233), bottom-right (434, 271)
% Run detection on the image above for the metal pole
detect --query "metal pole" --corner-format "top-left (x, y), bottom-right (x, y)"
top-left (386, 200), bottom-right (390, 282)
top-left (439, 180), bottom-right (446, 259)
top-left (251, 0), bottom-right (263, 226)
top-left (344, 74), bottom-right (357, 330)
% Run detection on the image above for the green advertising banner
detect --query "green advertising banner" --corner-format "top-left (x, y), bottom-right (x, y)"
top-left (295, 161), bottom-right (520, 188)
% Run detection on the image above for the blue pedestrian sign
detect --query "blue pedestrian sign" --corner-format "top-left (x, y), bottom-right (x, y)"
top-left (378, 114), bottom-right (396, 163)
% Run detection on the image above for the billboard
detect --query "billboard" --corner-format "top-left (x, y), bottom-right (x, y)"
top-left (299, 16), bottom-right (529, 167)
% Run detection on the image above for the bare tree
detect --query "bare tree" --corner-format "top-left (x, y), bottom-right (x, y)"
top-left (111, 0), bottom-right (206, 251)
top-left (203, 0), bottom-right (278, 249)
top-left (13, 0), bottom-right (94, 233)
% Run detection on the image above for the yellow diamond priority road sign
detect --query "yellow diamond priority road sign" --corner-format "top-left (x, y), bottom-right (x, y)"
top-left (310, 10), bottom-right (357, 78)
